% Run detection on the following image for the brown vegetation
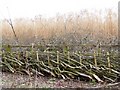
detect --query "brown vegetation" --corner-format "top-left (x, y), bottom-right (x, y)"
top-left (1, 9), bottom-right (118, 45)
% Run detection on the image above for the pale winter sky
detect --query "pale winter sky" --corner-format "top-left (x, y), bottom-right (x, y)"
top-left (0, 0), bottom-right (119, 20)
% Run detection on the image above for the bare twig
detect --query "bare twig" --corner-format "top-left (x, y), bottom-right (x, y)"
top-left (6, 7), bottom-right (19, 44)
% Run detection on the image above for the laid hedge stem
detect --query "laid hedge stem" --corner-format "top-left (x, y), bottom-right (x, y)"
top-left (17, 51), bottom-right (20, 71)
top-left (63, 46), bottom-right (65, 56)
top-left (94, 51), bottom-right (97, 67)
top-left (56, 51), bottom-right (61, 78)
top-left (47, 51), bottom-right (51, 66)
top-left (79, 51), bottom-right (82, 65)
top-left (67, 51), bottom-right (70, 64)
top-left (57, 51), bottom-right (60, 68)
top-left (25, 50), bottom-right (32, 84)
top-left (36, 51), bottom-right (39, 61)
top-left (97, 43), bottom-right (101, 56)
top-left (31, 43), bottom-right (34, 52)
top-left (107, 52), bottom-right (111, 68)
top-left (35, 68), bottom-right (37, 88)
top-left (34, 50), bottom-right (38, 87)
top-left (25, 51), bottom-right (29, 69)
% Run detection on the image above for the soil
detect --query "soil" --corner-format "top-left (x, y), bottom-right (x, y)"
top-left (1, 72), bottom-right (120, 89)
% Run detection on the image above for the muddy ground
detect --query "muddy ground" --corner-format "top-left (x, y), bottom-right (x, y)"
top-left (1, 72), bottom-right (120, 89)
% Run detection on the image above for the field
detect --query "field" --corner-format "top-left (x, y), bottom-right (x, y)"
top-left (1, 10), bottom-right (120, 88)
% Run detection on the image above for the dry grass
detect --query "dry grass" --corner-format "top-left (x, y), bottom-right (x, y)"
top-left (1, 9), bottom-right (118, 45)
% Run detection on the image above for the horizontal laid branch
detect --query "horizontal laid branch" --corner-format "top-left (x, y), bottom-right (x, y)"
top-left (2, 44), bottom-right (120, 48)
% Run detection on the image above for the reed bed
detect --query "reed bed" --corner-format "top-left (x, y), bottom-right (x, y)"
top-left (1, 10), bottom-right (118, 45)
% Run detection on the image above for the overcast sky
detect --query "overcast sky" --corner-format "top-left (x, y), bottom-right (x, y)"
top-left (0, 0), bottom-right (119, 20)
